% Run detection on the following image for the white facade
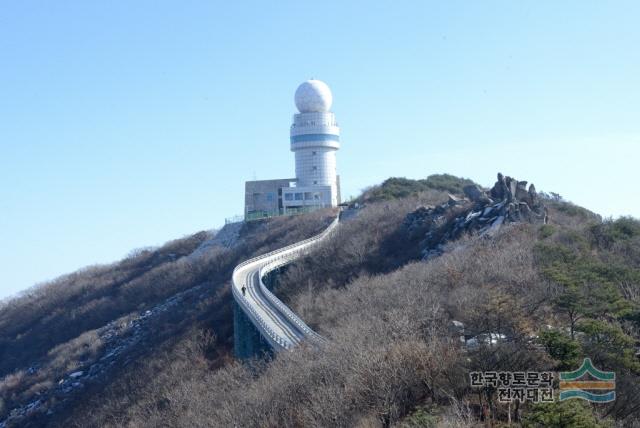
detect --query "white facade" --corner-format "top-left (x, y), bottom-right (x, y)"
top-left (281, 185), bottom-right (332, 208)
top-left (287, 80), bottom-right (341, 209)
top-left (244, 79), bottom-right (341, 219)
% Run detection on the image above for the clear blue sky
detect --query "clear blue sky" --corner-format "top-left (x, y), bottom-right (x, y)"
top-left (1, 1), bottom-right (638, 300)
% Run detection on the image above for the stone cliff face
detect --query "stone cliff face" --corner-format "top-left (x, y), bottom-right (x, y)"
top-left (404, 173), bottom-right (547, 259)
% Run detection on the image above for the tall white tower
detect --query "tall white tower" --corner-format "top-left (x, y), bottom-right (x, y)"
top-left (290, 79), bottom-right (341, 206)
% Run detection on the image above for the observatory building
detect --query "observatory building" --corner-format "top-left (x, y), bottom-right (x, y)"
top-left (244, 80), bottom-right (341, 219)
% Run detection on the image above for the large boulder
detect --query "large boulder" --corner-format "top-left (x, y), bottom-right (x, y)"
top-left (463, 185), bottom-right (491, 204)
top-left (490, 173), bottom-right (509, 201)
top-left (404, 172), bottom-right (548, 260)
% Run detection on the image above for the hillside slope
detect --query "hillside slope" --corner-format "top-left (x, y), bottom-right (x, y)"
top-left (2, 173), bottom-right (639, 427)
top-left (0, 210), bottom-right (334, 427)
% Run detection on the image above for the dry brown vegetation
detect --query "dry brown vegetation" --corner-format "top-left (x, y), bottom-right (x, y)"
top-left (63, 218), bottom-right (553, 427)
top-left (0, 210), bottom-right (335, 425)
top-left (3, 176), bottom-right (639, 427)
top-left (0, 232), bottom-right (208, 375)
top-left (276, 189), bottom-right (449, 299)
top-left (62, 192), bottom-right (640, 427)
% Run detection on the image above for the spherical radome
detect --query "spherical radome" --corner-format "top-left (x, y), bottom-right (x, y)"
top-left (294, 79), bottom-right (333, 113)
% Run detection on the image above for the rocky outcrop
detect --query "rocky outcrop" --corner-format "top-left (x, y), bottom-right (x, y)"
top-left (404, 173), bottom-right (547, 259)
top-left (188, 221), bottom-right (243, 260)
top-left (0, 282), bottom-right (213, 428)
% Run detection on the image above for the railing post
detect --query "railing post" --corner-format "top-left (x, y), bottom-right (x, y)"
top-left (231, 215), bottom-right (338, 352)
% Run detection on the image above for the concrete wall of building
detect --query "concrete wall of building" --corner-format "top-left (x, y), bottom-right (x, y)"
top-left (289, 110), bottom-right (340, 208)
top-left (289, 111), bottom-right (339, 137)
top-left (294, 147), bottom-right (337, 188)
top-left (244, 178), bottom-right (295, 217)
top-left (282, 185), bottom-right (333, 209)
top-left (242, 82), bottom-right (342, 218)
top-left (290, 111), bottom-right (340, 190)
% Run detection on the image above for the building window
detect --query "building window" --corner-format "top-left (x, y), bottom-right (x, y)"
top-left (313, 181), bottom-right (318, 185)
top-left (294, 193), bottom-right (303, 201)
top-left (304, 192), bottom-right (313, 200)
top-left (266, 192), bottom-right (274, 202)
top-left (284, 193), bottom-right (293, 201)
top-left (312, 166), bottom-right (317, 171)
top-left (312, 151), bottom-right (317, 156)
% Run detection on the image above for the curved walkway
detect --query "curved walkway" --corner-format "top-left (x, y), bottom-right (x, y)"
top-left (231, 216), bottom-right (338, 351)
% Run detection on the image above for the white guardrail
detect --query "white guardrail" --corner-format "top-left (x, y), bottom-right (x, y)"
top-left (231, 216), bottom-right (339, 351)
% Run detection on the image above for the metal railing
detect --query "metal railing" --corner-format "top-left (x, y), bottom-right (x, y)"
top-left (231, 216), bottom-right (339, 351)
top-left (258, 251), bottom-right (328, 343)
top-left (231, 285), bottom-right (292, 350)
top-left (234, 205), bottom-right (328, 223)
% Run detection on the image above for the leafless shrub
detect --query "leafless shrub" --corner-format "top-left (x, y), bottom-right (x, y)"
top-left (47, 330), bottom-right (103, 374)
top-left (0, 212), bottom-right (336, 424)
top-left (5, 186), bottom-right (635, 427)
top-left (438, 398), bottom-right (475, 428)
top-left (0, 371), bottom-right (26, 398)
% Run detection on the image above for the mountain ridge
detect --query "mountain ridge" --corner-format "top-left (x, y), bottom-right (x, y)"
top-left (1, 173), bottom-right (638, 427)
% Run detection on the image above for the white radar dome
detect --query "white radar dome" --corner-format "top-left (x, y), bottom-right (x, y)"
top-left (294, 79), bottom-right (333, 113)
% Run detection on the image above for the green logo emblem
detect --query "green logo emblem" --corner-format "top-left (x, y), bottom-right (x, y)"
top-left (559, 358), bottom-right (615, 402)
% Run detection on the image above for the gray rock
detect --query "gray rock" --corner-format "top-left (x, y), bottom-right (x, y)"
top-left (490, 173), bottom-right (506, 200)
top-left (404, 172), bottom-right (547, 259)
top-left (507, 178), bottom-right (517, 201)
top-left (434, 204), bottom-right (446, 214)
top-left (484, 215), bottom-right (505, 236)
top-left (515, 185), bottom-right (531, 203)
top-left (463, 185), bottom-right (488, 203)
top-left (447, 193), bottom-right (464, 205)
top-left (528, 183), bottom-right (538, 205)
top-left (465, 211), bottom-right (481, 224)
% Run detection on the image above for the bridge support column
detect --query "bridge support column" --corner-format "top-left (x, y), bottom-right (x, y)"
top-left (233, 300), bottom-right (272, 359)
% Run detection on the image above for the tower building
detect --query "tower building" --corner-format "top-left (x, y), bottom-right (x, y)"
top-left (244, 80), bottom-right (341, 219)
